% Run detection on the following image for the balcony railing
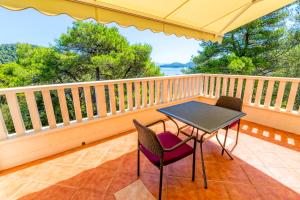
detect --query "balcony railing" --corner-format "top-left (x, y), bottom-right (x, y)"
top-left (0, 74), bottom-right (299, 141)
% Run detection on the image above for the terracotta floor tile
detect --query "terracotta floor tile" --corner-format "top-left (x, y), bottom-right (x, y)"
top-left (71, 188), bottom-right (104, 200)
top-left (198, 180), bottom-right (230, 200)
top-left (20, 185), bottom-right (75, 200)
top-left (225, 183), bottom-right (262, 200)
top-left (1, 120), bottom-right (300, 200)
top-left (218, 162), bottom-right (251, 184)
top-left (139, 173), bottom-right (167, 199)
top-left (167, 176), bottom-right (198, 200)
top-left (106, 171), bottom-right (137, 195)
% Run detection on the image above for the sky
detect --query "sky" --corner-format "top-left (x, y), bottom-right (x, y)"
top-left (0, 7), bottom-right (200, 64)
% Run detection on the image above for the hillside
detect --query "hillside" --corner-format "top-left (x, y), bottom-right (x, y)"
top-left (160, 61), bottom-right (194, 68)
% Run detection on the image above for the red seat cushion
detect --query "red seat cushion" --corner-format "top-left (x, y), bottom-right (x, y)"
top-left (229, 120), bottom-right (239, 129)
top-left (140, 131), bottom-right (194, 166)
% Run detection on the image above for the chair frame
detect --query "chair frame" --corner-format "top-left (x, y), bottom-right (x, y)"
top-left (136, 120), bottom-right (197, 200)
top-left (215, 96), bottom-right (243, 156)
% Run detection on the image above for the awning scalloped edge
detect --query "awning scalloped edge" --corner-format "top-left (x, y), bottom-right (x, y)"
top-left (0, 1), bottom-right (223, 43)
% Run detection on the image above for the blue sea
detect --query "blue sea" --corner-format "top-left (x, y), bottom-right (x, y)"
top-left (160, 67), bottom-right (185, 76)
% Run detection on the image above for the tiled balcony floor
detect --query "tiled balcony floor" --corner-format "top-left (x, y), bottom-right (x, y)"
top-left (0, 120), bottom-right (300, 200)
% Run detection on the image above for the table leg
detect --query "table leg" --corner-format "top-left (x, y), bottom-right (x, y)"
top-left (199, 133), bottom-right (208, 189)
top-left (216, 130), bottom-right (233, 160)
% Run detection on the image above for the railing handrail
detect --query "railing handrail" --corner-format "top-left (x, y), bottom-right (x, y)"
top-left (0, 73), bottom-right (299, 95)
top-left (0, 73), bottom-right (299, 141)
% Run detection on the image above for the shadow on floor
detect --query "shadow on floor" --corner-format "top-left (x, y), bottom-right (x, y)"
top-left (14, 140), bottom-right (300, 200)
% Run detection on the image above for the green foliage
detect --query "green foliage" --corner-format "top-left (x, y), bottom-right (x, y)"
top-left (0, 21), bottom-right (161, 133)
top-left (185, 6), bottom-right (289, 75)
top-left (0, 44), bottom-right (17, 64)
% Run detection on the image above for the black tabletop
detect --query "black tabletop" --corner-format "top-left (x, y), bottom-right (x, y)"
top-left (157, 101), bottom-right (246, 134)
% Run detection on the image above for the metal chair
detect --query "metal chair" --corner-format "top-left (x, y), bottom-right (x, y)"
top-left (215, 96), bottom-right (243, 155)
top-left (133, 119), bottom-right (197, 200)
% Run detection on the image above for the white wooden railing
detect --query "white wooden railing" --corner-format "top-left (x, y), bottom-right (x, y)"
top-left (0, 74), bottom-right (299, 140)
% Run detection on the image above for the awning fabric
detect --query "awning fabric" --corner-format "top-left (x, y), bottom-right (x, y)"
top-left (0, 0), bottom-right (295, 42)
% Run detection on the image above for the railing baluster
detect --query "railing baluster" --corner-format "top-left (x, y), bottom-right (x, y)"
top-left (84, 86), bottom-right (93, 120)
top-left (169, 79), bottom-right (173, 100)
top-left (209, 76), bottom-right (215, 98)
top-left (173, 79), bottom-right (178, 100)
top-left (163, 79), bottom-right (169, 103)
top-left (199, 76), bottom-right (204, 95)
top-left (108, 84), bottom-right (116, 114)
top-left (57, 88), bottom-right (70, 125)
top-left (135, 82), bottom-right (141, 108)
top-left (195, 77), bottom-right (199, 96)
top-left (236, 78), bottom-right (243, 98)
top-left (42, 90), bottom-right (56, 128)
top-left (275, 81), bottom-right (286, 111)
top-left (142, 81), bottom-right (148, 107)
top-left (286, 82), bottom-right (299, 112)
top-left (264, 80), bottom-right (274, 108)
top-left (222, 77), bottom-right (228, 96)
top-left (126, 82), bottom-right (133, 110)
top-left (71, 88), bottom-right (82, 122)
top-left (243, 79), bottom-right (254, 105)
top-left (25, 91), bottom-right (42, 132)
top-left (180, 78), bottom-right (184, 98)
top-left (204, 76), bottom-right (209, 96)
top-left (0, 108), bottom-right (8, 140)
top-left (189, 77), bottom-right (193, 97)
top-left (95, 85), bottom-right (107, 117)
top-left (149, 80), bottom-right (154, 106)
top-left (118, 83), bottom-right (125, 112)
top-left (6, 92), bottom-right (25, 135)
top-left (155, 80), bottom-right (161, 104)
top-left (229, 78), bottom-right (235, 97)
top-left (254, 79), bottom-right (264, 106)
top-left (215, 77), bottom-right (221, 98)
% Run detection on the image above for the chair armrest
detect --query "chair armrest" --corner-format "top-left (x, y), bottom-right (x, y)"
top-left (146, 120), bottom-right (166, 132)
top-left (163, 135), bottom-right (196, 152)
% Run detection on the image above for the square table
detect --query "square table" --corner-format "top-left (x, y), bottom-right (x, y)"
top-left (157, 100), bottom-right (246, 188)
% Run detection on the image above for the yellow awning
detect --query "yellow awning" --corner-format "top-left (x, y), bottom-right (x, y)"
top-left (0, 0), bottom-right (296, 42)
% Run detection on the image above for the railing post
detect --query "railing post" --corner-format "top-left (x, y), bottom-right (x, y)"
top-left (254, 79), bottom-right (264, 106)
top-left (149, 80), bottom-right (154, 106)
top-left (118, 83), bottom-right (125, 112)
top-left (71, 88), bottom-right (82, 122)
top-left (204, 76), bottom-right (209, 96)
top-left (42, 90), bottom-right (56, 128)
top-left (155, 80), bottom-right (161, 104)
top-left (286, 82), bottom-right (299, 112)
top-left (264, 80), bottom-right (274, 108)
top-left (57, 88), bottom-right (70, 125)
top-left (275, 81), bottom-right (286, 111)
top-left (169, 79), bottom-right (173, 100)
top-left (142, 81), bottom-right (148, 108)
top-left (135, 82), bottom-right (141, 108)
top-left (0, 108), bottom-right (8, 140)
top-left (126, 82), bottom-right (133, 110)
top-left (6, 92), bottom-right (25, 136)
top-left (163, 79), bottom-right (169, 103)
top-left (209, 76), bottom-right (215, 98)
top-left (84, 86), bottom-right (93, 120)
top-left (222, 77), bottom-right (228, 96)
top-left (236, 78), bottom-right (243, 98)
top-left (229, 78), bottom-right (235, 97)
top-left (25, 91), bottom-right (42, 132)
top-left (199, 76), bottom-right (204, 96)
top-left (243, 79), bottom-right (254, 105)
top-left (108, 84), bottom-right (116, 114)
top-left (95, 85), bottom-right (107, 117)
